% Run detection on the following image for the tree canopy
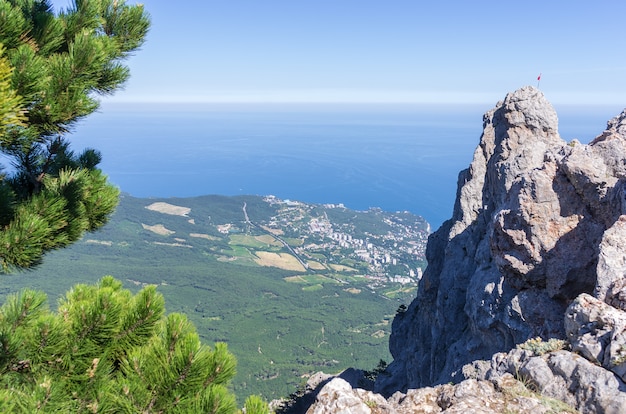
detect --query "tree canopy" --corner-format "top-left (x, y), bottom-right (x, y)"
top-left (0, 276), bottom-right (268, 413)
top-left (0, 3), bottom-right (271, 411)
top-left (0, 0), bottom-right (150, 270)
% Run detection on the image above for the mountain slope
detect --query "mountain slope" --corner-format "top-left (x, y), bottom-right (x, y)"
top-left (0, 194), bottom-right (428, 400)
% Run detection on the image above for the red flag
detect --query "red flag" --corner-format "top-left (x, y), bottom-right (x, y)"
top-left (537, 73), bottom-right (541, 81)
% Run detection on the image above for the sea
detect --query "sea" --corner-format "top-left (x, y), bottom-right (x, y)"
top-left (67, 102), bottom-right (622, 229)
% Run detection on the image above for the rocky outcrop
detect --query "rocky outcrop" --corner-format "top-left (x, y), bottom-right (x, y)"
top-left (483, 347), bottom-right (626, 413)
top-left (277, 367), bottom-right (577, 413)
top-left (375, 86), bottom-right (626, 396)
top-left (280, 87), bottom-right (626, 413)
top-left (307, 375), bottom-right (577, 414)
top-left (565, 293), bottom-right (626, 381)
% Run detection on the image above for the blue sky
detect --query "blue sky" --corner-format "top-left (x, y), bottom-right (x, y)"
top-left (52, 0), bottom-right (626, 105)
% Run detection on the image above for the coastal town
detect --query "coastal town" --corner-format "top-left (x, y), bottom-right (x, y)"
top-left (120, 194), bottom-right (430, 300)
top-left (252, 195), bottom-right (430, 288)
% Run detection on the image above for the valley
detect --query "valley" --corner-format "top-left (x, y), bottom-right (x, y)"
top-left (0, 193), bottom-right (429, 400)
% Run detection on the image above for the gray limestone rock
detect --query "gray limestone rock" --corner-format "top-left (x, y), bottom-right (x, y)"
top-left (565, 293), bottom-right (626, 381)
top-left (304, 378), bottom-right (384, 414)
top-left (483, 348), bottom-right (626, 414)
top-left (303, 372), bottom-right (574, 414)
top-left (374, 86), bottom-right (626, 410)
top-left (283, 87), bottom-right (626, 414)
top-left (596, 216), bottom-right (626, 310)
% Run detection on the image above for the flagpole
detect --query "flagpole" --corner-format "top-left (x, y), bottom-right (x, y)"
top-left (537, 73), bottom-right (541, 88)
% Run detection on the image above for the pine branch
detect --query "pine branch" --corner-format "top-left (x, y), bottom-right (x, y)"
top-left (114, 285), bottom-right (164, 349)
top-left (1, 289), bottom-right (48, 333)
top-left (0, 0), bottom-right (149, 270)
top-left (0, 278), bottom-right (252, 412)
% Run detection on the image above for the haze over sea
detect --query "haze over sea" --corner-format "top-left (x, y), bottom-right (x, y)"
top-left (70, 102), bottom-right (620, 228)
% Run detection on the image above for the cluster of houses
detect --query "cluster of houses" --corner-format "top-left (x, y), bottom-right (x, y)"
top-left (262, 196), bottom-right (429, 284)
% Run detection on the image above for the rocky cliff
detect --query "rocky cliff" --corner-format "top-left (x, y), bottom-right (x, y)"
top-left (376, 85), bottom-right (626, 393)
top-left (283, 87), bottom-right (626, 413)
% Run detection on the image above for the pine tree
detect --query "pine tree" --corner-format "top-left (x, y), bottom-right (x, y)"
top-left (0, 0), bottom-right (150, 270)
top-left (0, 2), bottom-right (274, 412)
top-left (0, 276), bottom-right (269, 413)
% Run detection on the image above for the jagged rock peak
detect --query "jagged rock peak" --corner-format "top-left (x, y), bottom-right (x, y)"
top-left (448, 86), bottom-right (563, 239)
top-left (494, 85), bottom-right (559, 135)
top-left (369, 87), bottom-right (626, 412)
top-left (592, 107), bottom-right (626, 144)
top-left (280, 89), bottom-right (626, 413)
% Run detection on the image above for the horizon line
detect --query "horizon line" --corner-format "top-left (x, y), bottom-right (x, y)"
top-left (97, 99), bottom-right (625, 109)
top-left (96, 87), bottom-right (625, 107)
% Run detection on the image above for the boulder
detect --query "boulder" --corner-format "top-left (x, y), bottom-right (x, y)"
top-left (565, 293), bottom-right (626, 381)
top-left (302, 371), bottom-right (575, 413)
top-left (484, 347), bottom-right (626, 414)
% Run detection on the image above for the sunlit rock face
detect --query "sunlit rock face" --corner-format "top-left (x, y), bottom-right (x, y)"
top-left (375, 86), bottom-right (626, 394)
top-left (284, 88), bottom-right (626, 414)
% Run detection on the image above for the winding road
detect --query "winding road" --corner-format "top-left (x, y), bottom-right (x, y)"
top-left (242, 202), bottom-right (310, 271)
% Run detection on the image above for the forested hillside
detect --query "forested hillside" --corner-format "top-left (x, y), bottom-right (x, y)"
top-left (2, 193), bottom-right (429, 399)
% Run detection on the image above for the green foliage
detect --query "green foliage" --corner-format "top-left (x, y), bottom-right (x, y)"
top-left (2, 194), bottom-right (412, 399)
top-left (0, 0), bottom-right (150, 270)
top-left (502, 373), bottom-right (578, 414)
top-left (244, 395), bottom-right (270, 414)
top-left (611, 344), bottom-right (626, 366)
top-left (363, 359), bottom-right (388, 381)
top-left (0, 45), bottom-right (25, 138)
top-left (516, 337), bottom-right (567, 356)
top-left (0, 167), bottom-right (120, 269)
top-left (0, 276), bottom-right (266, 413)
